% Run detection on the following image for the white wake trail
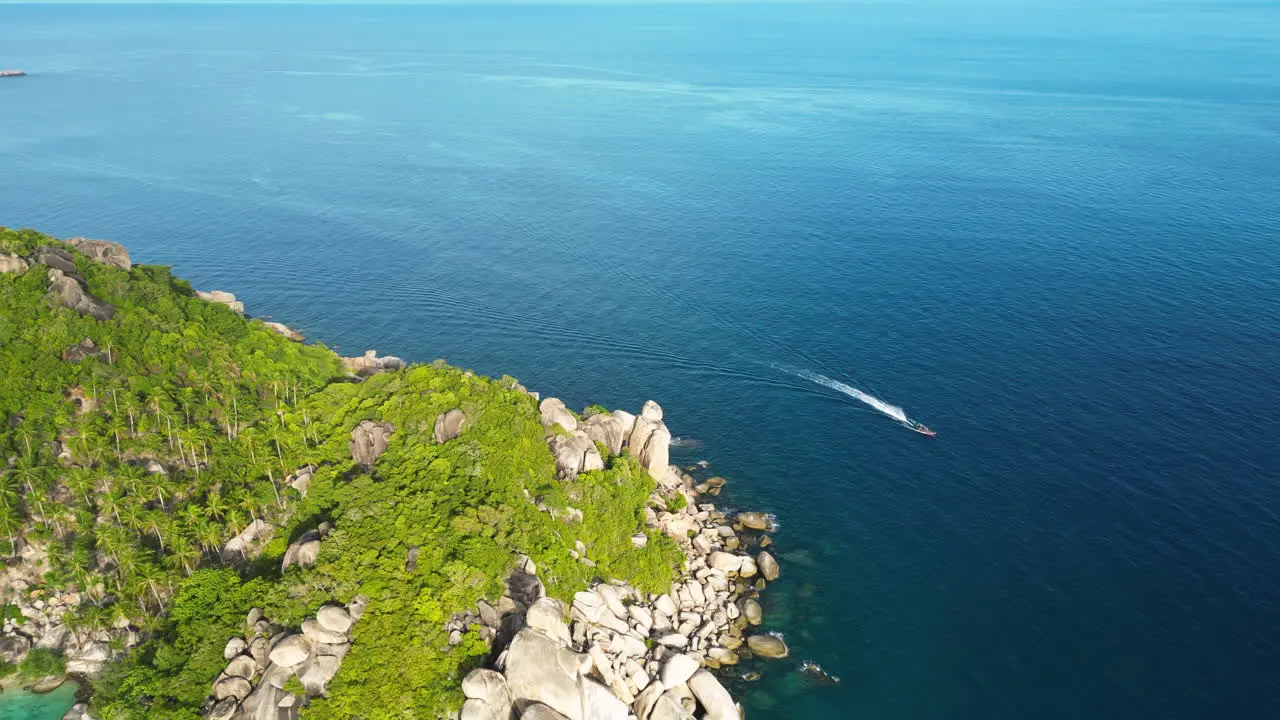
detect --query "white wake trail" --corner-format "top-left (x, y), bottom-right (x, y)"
top-left (794, 369), bottom-right (909, 424)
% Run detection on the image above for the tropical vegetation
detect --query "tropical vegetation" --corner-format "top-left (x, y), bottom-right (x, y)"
top-left (0, 227), bottom-right (683, 718)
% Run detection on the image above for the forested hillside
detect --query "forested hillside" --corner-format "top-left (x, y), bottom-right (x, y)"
top-left (0, 227), bottom-right (684, 719)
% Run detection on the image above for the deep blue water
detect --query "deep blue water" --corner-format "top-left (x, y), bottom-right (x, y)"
top-left (3, 2), bottom-right (1280, 718)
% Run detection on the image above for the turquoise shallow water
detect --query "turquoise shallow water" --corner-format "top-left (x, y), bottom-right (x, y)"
top-left (3, 2), bottom-right (1280, 718)
top-left (0, 684), bottom-right (77, 720)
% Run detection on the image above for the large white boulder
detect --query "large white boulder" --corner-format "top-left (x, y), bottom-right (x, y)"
top-left (549, 432), bottom-right (605, 480)
top-left (434, 408), bottom-right (466, 443)
top-left (212, 675), bottom-right (252, 701)
top-left (224, 637), bottom-right (248, 661)
top-left (584, 413), bottom-right (626, 456)
top-left (526, 597), bottom-right (572, 646)
top-left (462, 668), bottom-right (512, 716)
top-left (708, 552), bottom-right (743, 574)
top-left (0, 253), bottom-right (29, 275)
top-left (267, 634), bottom-right (312, 668)
top-left (572, 591), bottom-right (607, 623)
top-left (650, 692), bottom-right (696, 720)
top-left (625, 402), bottom-right (671, 481)
top-left (521, 704), bottom-right (571, 720)
top-left (660, 654), bottom-right (699, 689)
top-left (302, 619), bottom-right (347, 645)
top-left (65, 237), bottom-right (131, 270)
top-left (580, 677), bottom-right (629, 720)
top-left (224, 654), bottom-right (257, 680)
top-left (316, 605), bottom-right (353, 634)
top-left (460, 699), bottom-right (503, 720)
top-left (757, 551), bottom-right (779, 582)
top-left (503, 629), bottom-right (590, 720)
top-left (687, 670), bottom-right (738, 720)
top-left (539, 398), bottom-right (579, 433)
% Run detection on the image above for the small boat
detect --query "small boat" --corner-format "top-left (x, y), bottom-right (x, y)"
top-left (910, 421), bottom-right (936, 437)
top-left (0, 70), bottom-right (27, 78)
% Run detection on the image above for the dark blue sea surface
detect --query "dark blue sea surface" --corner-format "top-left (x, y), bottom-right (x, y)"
top-left (3, 2), bottom-right (1279, 718)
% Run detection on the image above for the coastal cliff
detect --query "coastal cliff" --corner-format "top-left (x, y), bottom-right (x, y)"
top-left (0, 228), bottom-right (793, 719)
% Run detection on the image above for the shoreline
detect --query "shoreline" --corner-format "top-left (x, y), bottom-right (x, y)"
top-left (0, 232), bottom-right (798, 719)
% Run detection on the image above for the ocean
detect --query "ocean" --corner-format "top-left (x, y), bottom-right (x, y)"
top-left (2, 2), bottom-right (1279, 718)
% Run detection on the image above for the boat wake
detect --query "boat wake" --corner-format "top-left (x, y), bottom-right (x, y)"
top-left (790, 368), bottom-right (915, 427)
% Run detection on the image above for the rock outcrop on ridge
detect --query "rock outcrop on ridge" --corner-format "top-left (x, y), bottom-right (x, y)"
top-left (197, 289), bottom-right (246, 314)
top-left (340, 349), bottom-right (407, 376)
top-left (539, 399), bottom-right (671, 484)
top-left (65, 237), bottom-right (131, 271)
top-left (200, 598), bottom-right (367, 720)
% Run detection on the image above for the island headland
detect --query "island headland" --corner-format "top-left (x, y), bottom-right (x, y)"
top-left (0, 227), bottom-right (797, 720)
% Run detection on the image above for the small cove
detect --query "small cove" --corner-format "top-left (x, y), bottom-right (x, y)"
top-left (0, 682), bottom-right (78, 720)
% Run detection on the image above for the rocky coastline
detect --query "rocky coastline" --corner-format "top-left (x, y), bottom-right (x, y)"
top-left (441, 399), bottom-right (788, 720)
top-left (187, 397), bottom-right (789, 720)
top-left (0, 233), bottom-right (797, 720)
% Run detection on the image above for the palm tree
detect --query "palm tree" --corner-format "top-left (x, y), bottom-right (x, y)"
top-left (178, 503), bottom-right (204, 529)
top-left (224, 508), bottom-right (247, 540)
top-left (163, 536), bottom-right (199, 576)
top-left (78, 605), bottom-right (111, 641)
top-left (118, 466), bottom-right (147, 499)
top-left (13, 460), bottom-right (46, 498)
top-left (108, 413), bottom-right (128, 456)
top-left (193, 424), bottom-right (217, 470)
top-left (129, 561), bottom-right (166, 609)
top-left (70, 554), bottom-right (97, 594)
top-left (143, 511), bottom-right (171, 553)
top-left (135, 561), bottom-right (168, 611)
top-left (0, 507), bottom-right (22, 555)
top-left (44, 541), bottom-right (70, 575)
top-left (119, 502), bottom-right (146, 533)
top-left (98, 490), bottom-right (125, 525)
top-left (92, 467), bottom-right (115, 495)
top-left (119, 393), bottom-right (140, 436)
top-left (114, 542), bottom-right (142, 586)
top-left (66, 469), bottom-right (96, 509)
top-left (193, 519), bottom-right (223, 555)
top-left (147, 476), bottom-right (169, 511)
top-left (95, 524), bottom-right (128, 568)
top-left (271, 428), bottom-right (294, 477)
top-left (241, 430), bottom-right (258, 466)
top-left (0, 472), bottom-right (20, 513)
top-left (26, 488), bottom-right (60, 537)
top-left (235, 491), bottom-right (261, 526)
top-left (204, 490), bottom-right (228, 521)
top-left (16, 426), bottom-right (34, 458)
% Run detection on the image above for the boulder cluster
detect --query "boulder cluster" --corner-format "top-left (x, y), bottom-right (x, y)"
top-left (540, 399), bottom-right (670, 482)
top-left (202, 598), bottom-right (366, 720)
top-left (1, 243), bottom-right (120, 320)
top-left (220, 519), bottom-right (275, 564)
top-left (456, 557), bottom-right (780, 720)
top-left (1, 545), bottom-right (141, 678)
top-left (340, 349), bottom-right (407, 376)
top-left (64, 237), bottom-right (131, 271)
top-left (443, 399), bottom-right (788, 720)
top-left (348, 419), bottom-right (395, 469)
